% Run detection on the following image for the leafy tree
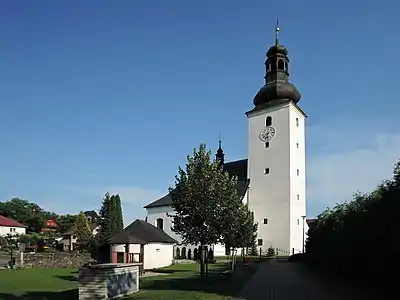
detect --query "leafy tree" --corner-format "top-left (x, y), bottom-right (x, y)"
top-left (169, 144), bottom-right (242, 276)
top-left (75, 212), bottom-right (92, 252)
top-left (57, 214), bottom-right (77, 233)
top-left (0, 198), bottom-right (47, 232)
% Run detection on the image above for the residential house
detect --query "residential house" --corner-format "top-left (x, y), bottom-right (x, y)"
top-left (61, 223), bottom-right (99, 251)
top-left (0, 215), bottom-right (27, 236)
top-left (41, 219), bottom-right (58, 233)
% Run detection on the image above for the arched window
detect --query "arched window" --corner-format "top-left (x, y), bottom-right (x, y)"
top-left (278, 59), bottom-right (285, 70)
top-left (266, 116), bottom-right (272, 126)
top-left (175, 247), bottom-right (180, 259)
top-left (181, 247), bottom-right (187, 259)
top-left (156, 218), bottom-right (164, 230)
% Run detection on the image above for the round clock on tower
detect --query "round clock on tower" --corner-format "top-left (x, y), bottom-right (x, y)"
top-left (245, 21), bottom-right (307, 254)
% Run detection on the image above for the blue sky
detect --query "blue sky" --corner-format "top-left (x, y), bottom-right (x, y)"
top-left (1, 1), bottom-right (400, 225)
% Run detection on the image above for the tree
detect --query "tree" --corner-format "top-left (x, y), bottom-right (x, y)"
top-left (57, 214), bottom-right (77, 233)
top-left (221, 203), bottom-right (258, 268)
top-left (169, 144), bottom-right (242, 276)
top-left (111, 194), bottom-right (124, 232)
top-left (75, 212), bottom-right (92, 252)
top-left (0, 198), bottom-right (47, 232)
top-left (305, 158), bottom-right (400, 290)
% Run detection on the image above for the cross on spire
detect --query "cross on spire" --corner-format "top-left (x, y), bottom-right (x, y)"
top-left (275, 18), bottom-right (280, 45)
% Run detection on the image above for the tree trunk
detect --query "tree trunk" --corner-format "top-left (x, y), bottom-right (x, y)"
top-left (199, 245), bottom-right (206, 277)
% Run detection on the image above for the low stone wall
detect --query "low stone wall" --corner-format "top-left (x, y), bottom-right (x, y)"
top-left (79, 263), bottom-right (141, 299)
top-left (17, 252), bottom-right (91, 268)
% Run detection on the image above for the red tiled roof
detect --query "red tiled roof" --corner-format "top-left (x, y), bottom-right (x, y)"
top-left (306, 218), bottom-right (316, 224)
top-left (0, 215), bottom-right (27, 228)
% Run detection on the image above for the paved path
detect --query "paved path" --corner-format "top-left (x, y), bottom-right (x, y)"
top-left (237, 259), bottom-right (383, 300)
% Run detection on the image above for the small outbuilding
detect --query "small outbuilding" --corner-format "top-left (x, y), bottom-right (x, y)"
top-left (109, 219), bottom-right (177, 271)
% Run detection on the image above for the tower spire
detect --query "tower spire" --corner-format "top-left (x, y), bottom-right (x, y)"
top-left (275, 18), bottom-right (280, 46)
top-left (216, 132), bottom-right (225, 167)
top-left (252, 20), bottom-right (301, 108)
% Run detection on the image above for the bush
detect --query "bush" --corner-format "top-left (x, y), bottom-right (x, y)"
top-left (267, 246), bottom-right (275, 257)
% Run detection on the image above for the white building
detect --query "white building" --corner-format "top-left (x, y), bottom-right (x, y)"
top-left (144, 30), bottom-right (308, 255)
top-left (109, 219), bottom-right (177, 270)
top-left (0, 215), bottom-right (27, 236)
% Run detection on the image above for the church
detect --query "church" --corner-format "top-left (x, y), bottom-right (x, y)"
top-left (144, 26), bottom-right (308, 257)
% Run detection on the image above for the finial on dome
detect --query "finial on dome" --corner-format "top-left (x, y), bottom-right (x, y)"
top-left (275, 18), bottom-right (280, 46)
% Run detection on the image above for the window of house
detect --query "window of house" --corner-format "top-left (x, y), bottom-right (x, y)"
top-left (296, 143), bottom-right (299, 148)
top-left (266, 116), bottom-right (272, 126)
top-left (297, 169), bottom-right (299, 176)
top-left (263, 218), bottom-right (268, 224)
top-left (9, 228), bottom-right (12, 232)
top-left (297, 219), bottom-right (300, 225)
top-left (264, 168), bottom-right (270, 175)
top-left (156, 218), bottom-right (164, 231)
top-left (257, 239), bottom-right (263, 246)
top-left (296, 118), bottom-right (299, 127)
top-left (265, 142), bottom-right (270, 148)
top-left (297, 194), bottom-right (300, 200)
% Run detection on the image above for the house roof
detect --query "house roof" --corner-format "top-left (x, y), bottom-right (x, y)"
top-left (84, 210), bottom-right (99, 219)
top-left (0, 215), bottom-right (27, 228)
top-left (62, 223), bottom-right (98, 236)
top-left (306, 218), bottom-right (316, 225)
top-left (144, 159), bottom-right (249, 209)
top-left (109, 219), bottom-right (177, 244)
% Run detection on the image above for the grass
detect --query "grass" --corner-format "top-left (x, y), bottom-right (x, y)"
top-left (0, 257), bottom-right (263, 300)
top-left (0, 268), bottom-right (78, 300)
top-left (127, 259), bottom-right (262, 300)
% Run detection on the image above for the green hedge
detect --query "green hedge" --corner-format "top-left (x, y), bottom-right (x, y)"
top-left (306, 160), bottom-right (400, 288)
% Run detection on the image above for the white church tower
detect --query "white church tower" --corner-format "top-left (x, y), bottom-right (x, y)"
top-left (246, 24), bottom-right (307, 254)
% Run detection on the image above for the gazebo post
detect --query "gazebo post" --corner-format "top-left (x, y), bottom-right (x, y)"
top-left (109, 243), bottom-right (114, 263)
top-left (125, 243), bottom-right (129, 263)
top-left (140, 244), bottom-right (145, 275)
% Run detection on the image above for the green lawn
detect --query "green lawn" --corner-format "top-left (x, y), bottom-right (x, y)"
top-left (0, 258), bottom-right (262, 300)
top-left (0, 268), bottom-right (78, 300)
top-left (128, 260), bottom-right (261, 300)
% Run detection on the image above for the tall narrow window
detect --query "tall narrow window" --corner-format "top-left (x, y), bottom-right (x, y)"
top-left (297, 169), bottom-right (300, 176)
top-left (156, 218), bottom-right (164, 230)
top-left (278, 59), bottom-right (285, 70)
top-left (297, 219), bottom-right (300, 225)
top-left (296, 118), bottom-right (299, 127)
top-left (297, 194), bottom-right (300, 200)
top-left (265, 142), bottom-right (270, 148)
top-left (296, 143), bottom-right (299, 148)
top-left (266, 116), bottom-right (272, 126)
top-left (263, 218), bottom-right (268, 224)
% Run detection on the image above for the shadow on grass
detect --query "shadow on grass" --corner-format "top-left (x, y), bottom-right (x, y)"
top-left (148, 268), bottom-right (193, 274)
top-left (139, 264), bottom-right (257, 297)
top-left (0, 289), bottom-right (77, 300)
top-left (54, 274), bottom-right (78, 281)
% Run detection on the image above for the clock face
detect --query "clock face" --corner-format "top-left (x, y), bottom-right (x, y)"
top-left (259, 126), bottom-right (276, 142)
